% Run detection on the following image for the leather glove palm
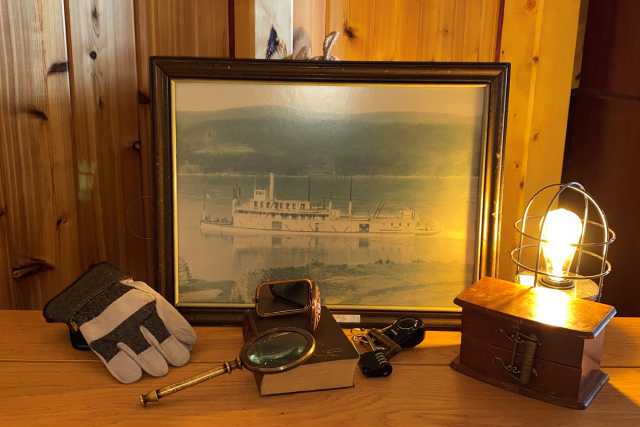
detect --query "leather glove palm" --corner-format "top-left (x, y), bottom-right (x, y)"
top-left (44, 263), bottom-right (196, 383)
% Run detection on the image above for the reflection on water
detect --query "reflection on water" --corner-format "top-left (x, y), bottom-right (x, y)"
top-left (177, 175), bottom-right (479, 308)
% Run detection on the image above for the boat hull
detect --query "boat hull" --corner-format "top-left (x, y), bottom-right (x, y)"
top-left (200, 220), bottom-right (439, 237)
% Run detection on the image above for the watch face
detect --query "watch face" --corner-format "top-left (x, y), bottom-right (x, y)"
top-left (254, 278), bottom-right (321, 333)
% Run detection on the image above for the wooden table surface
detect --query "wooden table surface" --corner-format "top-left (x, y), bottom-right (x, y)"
top-left (0, 311), bottom-right (639, 426)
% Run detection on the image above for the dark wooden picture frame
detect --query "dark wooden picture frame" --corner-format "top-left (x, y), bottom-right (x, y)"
top-left (151, 58), bottom-right (509, 327)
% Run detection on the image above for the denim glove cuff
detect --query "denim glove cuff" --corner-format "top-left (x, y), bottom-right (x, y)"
top-left (43, 262), bottom-right (128, 323)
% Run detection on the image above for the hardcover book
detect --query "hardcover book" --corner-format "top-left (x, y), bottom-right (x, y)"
top-left (242, 307), bottom-right (359, 395)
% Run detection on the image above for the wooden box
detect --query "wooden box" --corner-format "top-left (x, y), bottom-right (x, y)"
top-left (451, 277), bottom-right (617, 409)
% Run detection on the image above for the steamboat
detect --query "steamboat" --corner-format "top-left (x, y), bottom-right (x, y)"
top-left (200, 174), bottom-right (439, 236)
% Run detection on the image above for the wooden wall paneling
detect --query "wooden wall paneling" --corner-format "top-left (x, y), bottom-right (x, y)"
top-left (234, 0), bottom-right (255, 58)
top-left (563, 92), bottom-right (640, 315)
top-left (134, 0), bottom-right (230, 284)
top-left (579, 0), bottom-right (640, 97)
top-left (135, 0), bottom-right (229, 65)
top-left (66, 0), bottom-right (148, 280)
top-left (325, 0), bottom-right (502, 61)
top-left (134, 0), bottom-right (230, 117)
top-left (0, 0), bottom-right (82, 308)
top-left (563, 0), bottom-right (640, 315)
top-left (293, 0), bottom-right (327, 57)
top-left (0, 1), bottom-right (12, 307)
top-left (572, 0), bottom-right (590, 89)
top-left (497, 0), bottom-right (582, 280)
top-left (0, 171), bottom-right (10, 308)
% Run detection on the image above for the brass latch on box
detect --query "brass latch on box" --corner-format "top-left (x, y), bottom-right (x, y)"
top-left (495, 328), bottom-right (540, 385)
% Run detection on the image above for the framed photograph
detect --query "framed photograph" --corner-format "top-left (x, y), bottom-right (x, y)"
top-left (151, 58), bottom-right (509, 327)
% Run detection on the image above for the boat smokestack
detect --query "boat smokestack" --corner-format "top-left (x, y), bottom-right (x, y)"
top-left (348, 177), bottom-right (353, 217)
top-left (201, 193), bottom-right (207, 221)
top-left (269, 173), bottom-right (275, 200)
top-left (231, 185), bottom-right (238, 211)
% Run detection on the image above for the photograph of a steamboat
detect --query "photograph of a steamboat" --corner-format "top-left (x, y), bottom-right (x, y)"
top-left (200, 173), bottom-right (439, 237)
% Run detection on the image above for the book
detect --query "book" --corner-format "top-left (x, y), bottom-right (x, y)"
top-left (242, 307), bottom-right (360, 396)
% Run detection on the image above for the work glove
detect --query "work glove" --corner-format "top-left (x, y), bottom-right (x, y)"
top-left (44, 262), bottom-right (197, 383)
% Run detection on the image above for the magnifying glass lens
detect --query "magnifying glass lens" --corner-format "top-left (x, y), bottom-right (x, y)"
top-left (247, 332), bottom-right (308, 368)
top-left (245, 331), bottom-right (308, 368)
top-left (241, 327), bottom-right (316, 374)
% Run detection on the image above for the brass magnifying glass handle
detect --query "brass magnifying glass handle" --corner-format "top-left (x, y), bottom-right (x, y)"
top-left (139, 358), bottom-right (241, 406)
top-left (140, 327), bottom-right (315, 406)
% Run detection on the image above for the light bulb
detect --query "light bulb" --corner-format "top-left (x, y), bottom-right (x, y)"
top-left (539, 208), bottom-right (583, 289)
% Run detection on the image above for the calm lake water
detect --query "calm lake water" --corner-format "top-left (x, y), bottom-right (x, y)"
top-left (177, 174), bottom-right (479, 309)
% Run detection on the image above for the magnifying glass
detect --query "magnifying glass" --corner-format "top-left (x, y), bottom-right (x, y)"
top-left (139, 327), bottom-right (315, 406)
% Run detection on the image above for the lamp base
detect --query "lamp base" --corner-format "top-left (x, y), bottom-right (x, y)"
top-left (540, 276), bottom-right (575, 290)
top-left (451, 277), bottom-right (617, 410)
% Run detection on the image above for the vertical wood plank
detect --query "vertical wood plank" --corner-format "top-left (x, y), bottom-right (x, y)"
top-left (134, 0), bottom-right (230, 285)
top-left (293, 0), bottom-right (326, 57)
top-left (234, 0), bottom-right (256, 58)
top-left (66, 0), bottom-right (148, 280)
top-left (0, 172), bottom-right (10, 308)
top-left (135, 0), bottom-right (229, 70)
top-left (572, 0), bottom-right (589, 88)
top-left (564, 0), bottom-right (640, 314)
top-left (564, 93), bottom-right (640, 314)
top-left (0, 0), bottom-right (82, 308)
top-left (39, 0), bottom-right (83, 298)
top-left (325, 0), bottom-right (502, 61)
top-left (579, 0), bottom-right (640, 97)
top-left (498, 0), bottom-right (582, 280)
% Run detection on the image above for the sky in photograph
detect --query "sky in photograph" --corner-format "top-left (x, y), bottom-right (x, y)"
top-left (175, 80), bottom-right (486, 117)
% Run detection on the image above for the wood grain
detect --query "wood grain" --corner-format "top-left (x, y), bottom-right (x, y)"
top-left (0, 173), bottom-right (9, 308)
top-left (579, 0), bottom-right (640, 97)
top-left (1, 311), bottom-right (639, 424)
top-left (562, 0), bottom-right (640, 316)
top-left (1, 311), bottom-right (639, 368)
top-left (66, 0), bottom-right (148, 281)
top-left (293, 0), bottom-right (327, 57)
top-left (563, 92), bottom-right (640, 316)
top-left (234, 0), bottom-right (256, 58)
top-left (0, 364), bottom-right (639, 425)
top-left (325, 0), bottom-right (502, 61)
top-left (134, 0), bottom-right (230, 284)
top-left (497, 0), bottom-right (582, 280)
top-left (135, 0), bottom-right (229, 84)
top-left (456, 277), bottom-right (616, 337)
top-left (0, 310), bottom-right (463, 366)
top-left (0, 0), bottom-right (231, 307)
top-left (0, 0), bottom-right (82, 308)
top-left (572, 0), bottom-right (590, 89)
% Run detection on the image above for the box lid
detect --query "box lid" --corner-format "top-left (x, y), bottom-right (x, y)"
top-left (454, 277), bottom-right (617, 338)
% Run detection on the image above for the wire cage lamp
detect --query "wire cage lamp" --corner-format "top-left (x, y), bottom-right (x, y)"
top-left (511, 182), bottom-right (616, 301)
